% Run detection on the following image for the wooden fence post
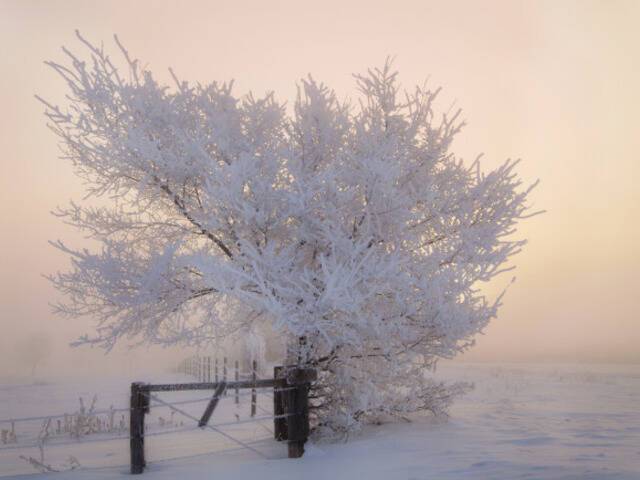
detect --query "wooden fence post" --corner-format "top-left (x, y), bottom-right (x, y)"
top-left (130, 382), bottom-right (149, 474)
top-left (223, 357), bottom-right (228, 395)
top-left (215, 357), bottom-right (219, 382)
top-left (251, 360), bottom-right (257, 417)
top-left (234, 360), bottom-right (239, 404)
top-left (273, 366), bottom-right (288, 441)
top-left (284, 367), bottom-right (316, 458)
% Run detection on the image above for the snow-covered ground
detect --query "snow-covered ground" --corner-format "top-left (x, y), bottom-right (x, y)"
top-left (1, 363), bottom-right (639, 479)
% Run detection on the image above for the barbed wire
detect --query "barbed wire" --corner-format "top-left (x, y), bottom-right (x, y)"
top-left (0, 385), bottom-right (294, 425)
top-left (0, 406), bottom-right (130, 425)
top-left (2, 405), bottom-right (289, 455)
top-left (0, 433), bottom-right (131, 452)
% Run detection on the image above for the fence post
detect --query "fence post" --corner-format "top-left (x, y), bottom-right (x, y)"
top-left (235, 360), bottom-right (239, 404)
top-left (130, 382), bottom-right (149, 474)
top-left (251, 360), bottom-right (257, 417)
top-left (273, 366), bottom-right (288, 441)
top-left (215, 358), bottom-right (219, 382)
top-left (284, 367), bottom-right (316, 458)
top-left (223, 357), bottom-right (228, 395)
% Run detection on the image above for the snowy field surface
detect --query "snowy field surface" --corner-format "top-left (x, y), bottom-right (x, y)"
top-left (1, 363), bottom-right (638, 479)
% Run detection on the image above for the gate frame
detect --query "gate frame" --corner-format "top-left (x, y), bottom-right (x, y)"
top-left (130, 366), bottom-right (315, 474)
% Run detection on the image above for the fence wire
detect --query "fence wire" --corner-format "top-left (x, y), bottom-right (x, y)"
top-left (148, 394), bottom-right (271, 459)
top-left (0, 386), bottom-right (294, 425)
top-left (0, 386), bottom-right (288, 455)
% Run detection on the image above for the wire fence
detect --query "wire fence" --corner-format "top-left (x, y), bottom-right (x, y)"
top-left (0, 387), bottom-right (290, 449)
top-left (0, 408), bottom-right (291, 452)
top-left (0, 360), bottom-right (288, 476)
top-left (0, 385), bottom-right (293, 427)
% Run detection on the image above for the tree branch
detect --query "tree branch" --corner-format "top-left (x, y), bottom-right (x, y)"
top-left (155, 177), bottom-right (234, 259)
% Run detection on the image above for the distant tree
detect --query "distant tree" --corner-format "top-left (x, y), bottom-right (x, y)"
top-left (16, 333), bottom-right (52, 379)
top-left (40, 32), bottom-right (540, 436)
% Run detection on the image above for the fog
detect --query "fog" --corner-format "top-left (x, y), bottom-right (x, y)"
top-left (0, 0), bottom-right (638, 380)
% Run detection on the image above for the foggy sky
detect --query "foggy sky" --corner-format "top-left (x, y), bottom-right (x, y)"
top-left (0, 0), bottom-right (638, 379)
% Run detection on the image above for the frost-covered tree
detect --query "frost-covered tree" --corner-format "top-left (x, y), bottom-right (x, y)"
top-left (40, 32), bottom-right (540, 436)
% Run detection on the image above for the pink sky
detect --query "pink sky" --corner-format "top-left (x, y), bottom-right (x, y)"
top-left (0, 0), bottom-right (638, 378)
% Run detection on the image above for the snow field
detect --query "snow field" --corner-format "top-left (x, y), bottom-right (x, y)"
top-left (1, 363), bottom-right (639, 479)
